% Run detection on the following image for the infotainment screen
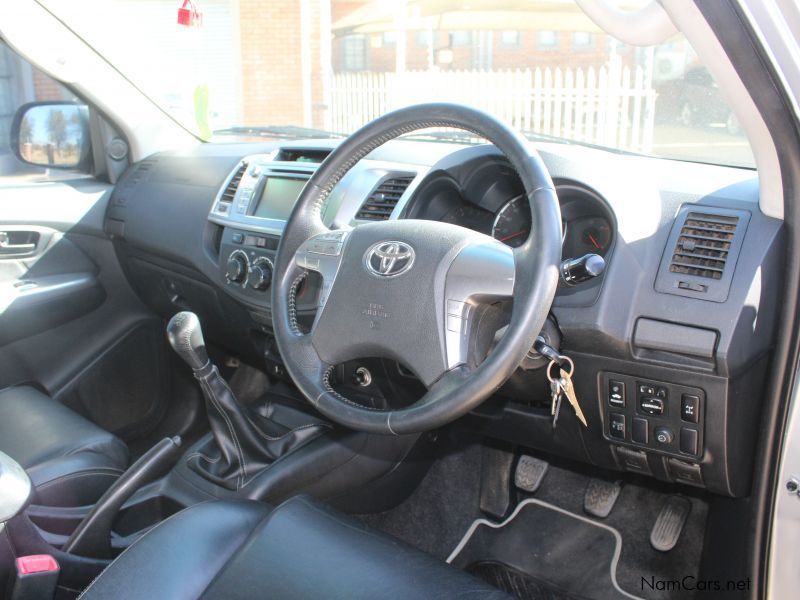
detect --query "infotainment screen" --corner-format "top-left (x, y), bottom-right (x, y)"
top-left (253, 177), bottom-right (308, 220)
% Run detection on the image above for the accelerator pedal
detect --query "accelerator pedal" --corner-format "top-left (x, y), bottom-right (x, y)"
top-left (650, 495), bottom-right (691, 552)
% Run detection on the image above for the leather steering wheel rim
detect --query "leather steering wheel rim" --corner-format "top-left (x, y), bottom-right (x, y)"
top-left (271, 103), bottom-right (562, 435)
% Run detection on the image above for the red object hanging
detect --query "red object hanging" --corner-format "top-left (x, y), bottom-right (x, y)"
top-left (177, 0), bottom-right (203, 27)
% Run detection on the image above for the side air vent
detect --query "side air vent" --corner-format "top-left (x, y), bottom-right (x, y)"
top-left (220, 162), bottom-right (248, 204)
top-left (355, 176), bottom-right (415, 221)
top-left (656, 207), bottom-right (750, 303)
top-left (112, 158), bottom-right (157, 206)
top-left (669, 212), bottom-right (739, 280)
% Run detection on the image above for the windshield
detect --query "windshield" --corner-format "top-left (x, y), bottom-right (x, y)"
top-left (40, 0), bottom-right (755, 168)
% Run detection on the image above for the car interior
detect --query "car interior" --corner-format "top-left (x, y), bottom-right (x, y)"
top-left (0, 0), bottom-right (799, 599)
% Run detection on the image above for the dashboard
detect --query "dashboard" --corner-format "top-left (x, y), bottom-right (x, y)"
top-left (105, 136), bottom-right (783, 499)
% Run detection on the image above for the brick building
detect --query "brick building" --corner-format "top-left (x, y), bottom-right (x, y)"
top-left (329, 0), bottom-right (638, 74)
top-left (264, 0), bottom-right (646, 131)
top-left (229, 0), bottom-right (645, 131)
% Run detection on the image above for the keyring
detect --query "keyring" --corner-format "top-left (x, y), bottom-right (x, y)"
top-left (546, 355), bottom-right (574, 382)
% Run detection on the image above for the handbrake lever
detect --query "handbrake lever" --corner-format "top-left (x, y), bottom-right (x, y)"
top-left (63, 436), bottom-right (183, 559)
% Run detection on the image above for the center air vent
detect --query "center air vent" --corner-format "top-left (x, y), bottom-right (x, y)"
top-left (669, 212), bottom-right (739, 280)
top-left (356, 176), bottom-right (415, 221)
top-left (656, 207), bottom-right (750, 303)
top-left (275, 148), bottom-right (331, 163)
top-left (220, 162), bottom-right (248, 205)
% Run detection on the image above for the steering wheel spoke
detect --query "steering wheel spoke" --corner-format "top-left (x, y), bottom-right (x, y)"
top-left (442, 237), bottom-right (516, 369)
top-left (294, 229), bottom-right (351, 328)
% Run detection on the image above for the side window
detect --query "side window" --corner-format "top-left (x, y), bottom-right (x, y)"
top-left (0, 40), bottom-right (85, 182)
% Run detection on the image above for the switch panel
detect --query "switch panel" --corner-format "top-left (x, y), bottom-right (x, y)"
top-left (609, 412), bottom-right (626, 439)
top-left (600, 372), bottom-right (704, 460)
top-left (608, 380), bottom-right (625, 407)
top-left (681, 394), bottom-right (699, 423)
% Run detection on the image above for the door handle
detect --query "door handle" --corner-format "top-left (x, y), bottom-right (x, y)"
top-left (0, 231), bottom-right (38, 256)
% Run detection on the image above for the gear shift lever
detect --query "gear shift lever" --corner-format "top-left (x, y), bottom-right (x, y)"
top-left (166, 311), bottom-right (209, 370)
top-left (166, 312), bottom-right (326, 491)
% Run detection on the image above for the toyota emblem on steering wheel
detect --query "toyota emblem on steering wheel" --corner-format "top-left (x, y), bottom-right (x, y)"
top-left (364, 241), bottom-right (415, 278)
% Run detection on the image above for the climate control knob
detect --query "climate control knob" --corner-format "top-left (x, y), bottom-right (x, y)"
top-left (249, 257), bottom-right (273, 291)
top-left (225, 251), bottom-right (248, 284)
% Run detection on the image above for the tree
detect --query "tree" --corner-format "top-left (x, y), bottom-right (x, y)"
top-left (46, 109), bottom-right (67, 151)
top-left (19, 115), bottom-right (33, 144)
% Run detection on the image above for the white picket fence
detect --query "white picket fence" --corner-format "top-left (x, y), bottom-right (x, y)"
top-left (329, 58), bottom-right (656, 152)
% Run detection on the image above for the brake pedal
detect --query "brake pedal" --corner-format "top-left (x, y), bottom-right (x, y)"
top-left (514, 455), bottom-right (548, 493)
top-left (583, 478), bottom-right (622, 518)
top-left (650, 495), bottom-right (691, 552)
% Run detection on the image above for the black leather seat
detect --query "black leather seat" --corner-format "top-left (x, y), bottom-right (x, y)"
top-left (0, 386), bottom-right (128, 506)
top-left (81, 495), bottom-right (510, 599)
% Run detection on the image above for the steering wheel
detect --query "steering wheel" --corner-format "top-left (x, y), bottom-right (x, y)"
top-left (272, 104), bottom-right (561, 435)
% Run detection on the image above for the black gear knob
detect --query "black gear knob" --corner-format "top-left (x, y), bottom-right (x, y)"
top-left (166, 311), bottom-right (209, 371)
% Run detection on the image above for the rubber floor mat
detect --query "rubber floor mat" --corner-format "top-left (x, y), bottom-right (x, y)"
top-left (468, 562), bottom-right (583, 600)
top-left (448, 499), bottom-right (642, 600)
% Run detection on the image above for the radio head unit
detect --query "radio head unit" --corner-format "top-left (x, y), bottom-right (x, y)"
top-left (209, 153), bottom-right (315, 235)
top-left (252, 176), bottom-right (308, 220)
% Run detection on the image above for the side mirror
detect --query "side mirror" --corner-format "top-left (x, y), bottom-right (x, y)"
top-left (10, 102), bottom-right (91, 170)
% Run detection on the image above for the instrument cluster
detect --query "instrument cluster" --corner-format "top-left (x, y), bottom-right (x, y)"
top-left (434, 181), bottom-right (614, 259)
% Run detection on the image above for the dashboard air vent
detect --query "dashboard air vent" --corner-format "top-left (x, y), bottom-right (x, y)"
top-left (220, 162), bottom-right (248, 204)
top-left (655, 206), bottom-right (750, 303)
top-left (275, 148), bottom-right (331, 163)
top-left (668, 212), bottom-right (739, 280)
top-left (356, 176), bottom-right (415, 221)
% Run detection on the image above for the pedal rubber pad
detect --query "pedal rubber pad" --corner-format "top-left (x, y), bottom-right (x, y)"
top-left (583, 479), bottom-right (622, 518)
top-left (479, 446), bottom-right (514, 518)
top-left (514, 455), bottom-right (548, 493)
top-left (650, 495), bottom-right (691, 552)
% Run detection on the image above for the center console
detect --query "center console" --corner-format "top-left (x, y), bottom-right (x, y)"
top-left (208, 153), bottom-right (309, 305)
top-left (205, 149), bottom-right (421, 314)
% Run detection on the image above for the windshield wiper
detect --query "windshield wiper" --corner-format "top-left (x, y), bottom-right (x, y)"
top-left (213, 125), bottom-right (344, 140)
